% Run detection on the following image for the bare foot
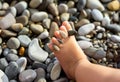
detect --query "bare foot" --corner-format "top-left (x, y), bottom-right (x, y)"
top-left (48, 21), bottom-right (88, 79)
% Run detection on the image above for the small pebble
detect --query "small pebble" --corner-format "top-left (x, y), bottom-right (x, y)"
top-left (29, 0), bottom-right (43, 8)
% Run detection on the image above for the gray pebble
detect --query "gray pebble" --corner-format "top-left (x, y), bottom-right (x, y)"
top-left (6, 53), bottom-right (19, 61)
top-left (22, 9), bottom-right (30, 17)
top-left (19, 69), bottom-right (37, 82)
top-left (38, 29), bottom-right (49, 39)
top-left (5, 62), bottom-right (19, 80)
top-left (15, 1), bottom-right (27, 14)
top-left (29, 0), bottom-right (43, 8)
top-left (0, 46), bottom-right (2, 55)
top-left (7, 37), bottom-right (20, 49)
top-left (0, 58), bottom-right (8, 71)
top-left (7, 7), bottom-right (17, 17)
top-left (0, 1), bottom-right (2, 9)
top-left (31, 12), bottom-right (48, 22)
top-left (60, 13), bottom-right (70, 22)
top-left (106, 24), bottom-right (120, 33)
top-left (0, 70), bottom-right (9, 82)
top-left (18, 35), bottom-right (31, 47)
top-left (58, 3), bottom-right (68, 14)
top-left (77, 0), bottom-right (86, 11)
top-left (0, 13), bottom-right (16, 29)
top-left (3, 48), bottom-right (10, 57)
top-left (18, 27), bottom-right (29, 35)
top-left (78, 23), bottom-right (95, 36)
top-left (91, 9), bottom-right (103, 21)
top-left (10, 80), bottom-right (17, 82)
top-left (110, 35), bottom-right (120, 43)
top-left (43, 18), bottom-right (51, 29)
top-left (68, 8), bottom-right (77, 15)
top-left (47, 63), bottom-right (54, 73)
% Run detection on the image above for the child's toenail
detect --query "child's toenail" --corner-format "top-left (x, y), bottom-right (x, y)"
top-left (53, 45), bottom-right (60, 51)
top-left (59, 30), bottom-right (67, 38)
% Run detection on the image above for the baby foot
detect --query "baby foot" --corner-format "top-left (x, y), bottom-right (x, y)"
top-left (48, 21), bottom-right (87, 79)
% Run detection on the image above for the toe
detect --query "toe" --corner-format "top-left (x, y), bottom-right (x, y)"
top-left (52, 37), bottom-right (61, 46)
top-left (54, 31), bottom-right (62, 39)
top-left (62, 21), bottom-right (72, 30)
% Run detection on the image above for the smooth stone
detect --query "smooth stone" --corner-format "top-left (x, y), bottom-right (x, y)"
top-left (42, 18), bottom-right (51, 29)
top-left (19, 69), bottom-right (37, 82)
top-left (34, 68), bottom-right (46, 82)
top-left (58, 3), bottom-right (68, 14)
top-left (15, 1), bottom-right (28, 14)
top-left (38, 29), bottom-right (49, 39)
top-left (50, 62), bottom-right (61, 80)
top-left (11, 23), bottom-right (23, 32)
top-left (67, 1), bottom-right (75, 8)
top-left (0, 37), bottom-right (2, 44)
top-left (0, 1), bottom-right (2, 9)
top-left (0, 46), bottom-right (2, 55)
top-left (101, 0), bottom-right (112, 3)
top-left (3, 48), bottom-right (10, 57)
top-left (84, 47), bottom-right (106, 59)
top-left (110, 35), bottom-right (120, 43)
top-left (31, 12), bottom-right (48, 22)
top-left (49, 22), bottom-right (59, 37)
top-left (10, 80), bottom-right (17, 82)
top-left (60, 13), bottom-right (70, 22)
top-left (18, 27), bottom-right (29, 35)
top-left (0, 13), bottom-right (16, 29)
top-left (78, 23), bottom-right (95, 36)
top-left (106, 24), bottom-right (120, 33)
top-left (16, 15), bottom-right (28, 26)
top-left (1, 30), bottom-right (17, 38)
top-left (30, 24), bottom-right (44, 34)
top-left (87, 0), bottom-right (105, 11)
top-left (53, 78), bottom-right (68, 82)
top-left (47, 63), bottom-right (54, 73)
top-left (7, 37), bottom-right (20, 49)
top-left (97, 33), bottom-right (103, 39)
top-left (37, 78), bottom-right (46, 82)
top-left (32, 62), bottom-right (47, 69)
top-left (68, 8), bottom-right (77, 15)
top-left (0, 58), bottom-right (8, 71)
top-left (91, 9), bottom-right (103, 21)
top-left (29, 0), bottom-right (43, 8)
top-left (107, 0), bottom-right (120, 11)
top-left (2, 2), bottom-right (9, 10)
top-left (102, 16), bottom-right (111, 26)
top-left (18, 35), bottom-right (31, 47)
top-left (22, 9), bottom-right (30, 18)
top-left (6, 7), bottom-right (17, 17)
top-left (77, 40), bottom-right (93, 49)
top-left (77, 0), bottom-right (86, 11)
top-left (6, 53), bottom-right (19, 61)
top-left (19, 47), bottom-right (25, 56)
top-left (5, 62), bottom-right (19, 80)
top-left (0, 10), bottom-right (6, 16)
top-left (16, 57), bottom-right (27, 72)
top-left (113, 13), bottom-right (119, 22)
top-left (47, 3), bottom-right (59, 16)
top-left (9, 49), bottom-right (18, 55)
top-left (29, 8), bottom-right (39, 15)
top-left (0, 70), bottom-right (9, 82)
top-left (75, 19), bottom-right (90, 29)
top-left (28, 38), bottom-right (48, 62)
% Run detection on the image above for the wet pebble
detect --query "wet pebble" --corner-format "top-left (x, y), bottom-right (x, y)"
top-left (19, 69), bottom-right (37, 82)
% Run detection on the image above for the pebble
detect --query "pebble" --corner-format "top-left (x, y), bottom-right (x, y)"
top-left (31, 12), bottom-right (48, 22)
top-left (77, 40), bottom-right (93, 49)
top-left (0, 13), bottom-right (16, 29)
top-left (0, 46), bottom-right (2, 55)
top-left (0, 70), bottom-right (9, 82)
top-left (6, 7), bottom-right (17, 17)
top-left (37, 78), bottom-right (46, 82)
top-left (47, 3), bottom-right (59, 16)
top-left (5, 62), bottom-right (19, 80)
top-left (18, 27), bottom-right (29, 35)
top-left (28, 38), bottom-right (48, 62)
top-left (53, 78), bottom-right (68, 82)
top-left (22, 9), bottom-right (30, 18)
top-left (38, 29), bottom-right (49, 40)
top-left (107, 0), bottom-right (120, 11)
top-left (78, 23), bottom-right (95, 36)
top-left (59, 30), bottom-right (67, 39)
top-left (10, 80), bottom-right (17, 82)
top-left (91, 9), bottom-right (103, 21)
top-left (43, 18), bottom-right (51, 29)
top-left (110, 35), bottom-right (120, 43)
top-left (29, 0), bottom-right (43, 8)
top-left (32, 62), bottom-right (47, 69)
top-left (19, 47), bottom-right (25, 56)
top-left (77, 0), bottom-right (86, 11)
top-left (0, 58), bottom-right (8, 71)
top-left (6, 53), bottom-right (19, 61)
top-left (67, 1), bottom-right (75, 8)
top-left (11, 23), bottom-right (23, 32)
top-left (30, 24), bottom-right (44, 34)
top-left (16, 15), bottom-right (28, 26)
top-left (68, 8), bottom-right (77, 15)
top-left (34, 68), bottom-right (46, 82)
top-left (15, 1), bottom-right (28, 14)
top-left (102, 16), bottom-right (111, 26)
top-left (18, 35), bottom-right (31, 47)
top-left (7, 37), bottom-right (20, 49)
top-left (58, 3), bottom-right (68, 14)
top-left (0, 1), bottom-right (2, 9)
top-left (87, 0), bottom-right (105, 11)
top-left (19, 69), bottom-right (37, 82)
top-left (106, 24), bottom-right (120, 33)
top-left (50, 62), bottom-right (61, 80)
top-left (1, 30), bottom-right (17, 38)
top-left (16, 57), bottom-right (27, 72)
top-left (60, 13), bottom-right (70, 22)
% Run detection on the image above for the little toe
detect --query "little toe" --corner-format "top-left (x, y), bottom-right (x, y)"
top-left (62, 21), bottom-right (72, 31)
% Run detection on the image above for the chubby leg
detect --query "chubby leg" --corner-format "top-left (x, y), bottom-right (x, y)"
top-left (48, 21), bottom-right (87, 79)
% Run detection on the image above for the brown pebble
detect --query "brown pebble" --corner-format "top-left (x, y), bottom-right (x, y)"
top-left (19, 47), bottom-right (25, 56)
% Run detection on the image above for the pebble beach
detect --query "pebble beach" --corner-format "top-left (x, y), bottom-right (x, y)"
top-left (0, 0), bottom-right (120, 82)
